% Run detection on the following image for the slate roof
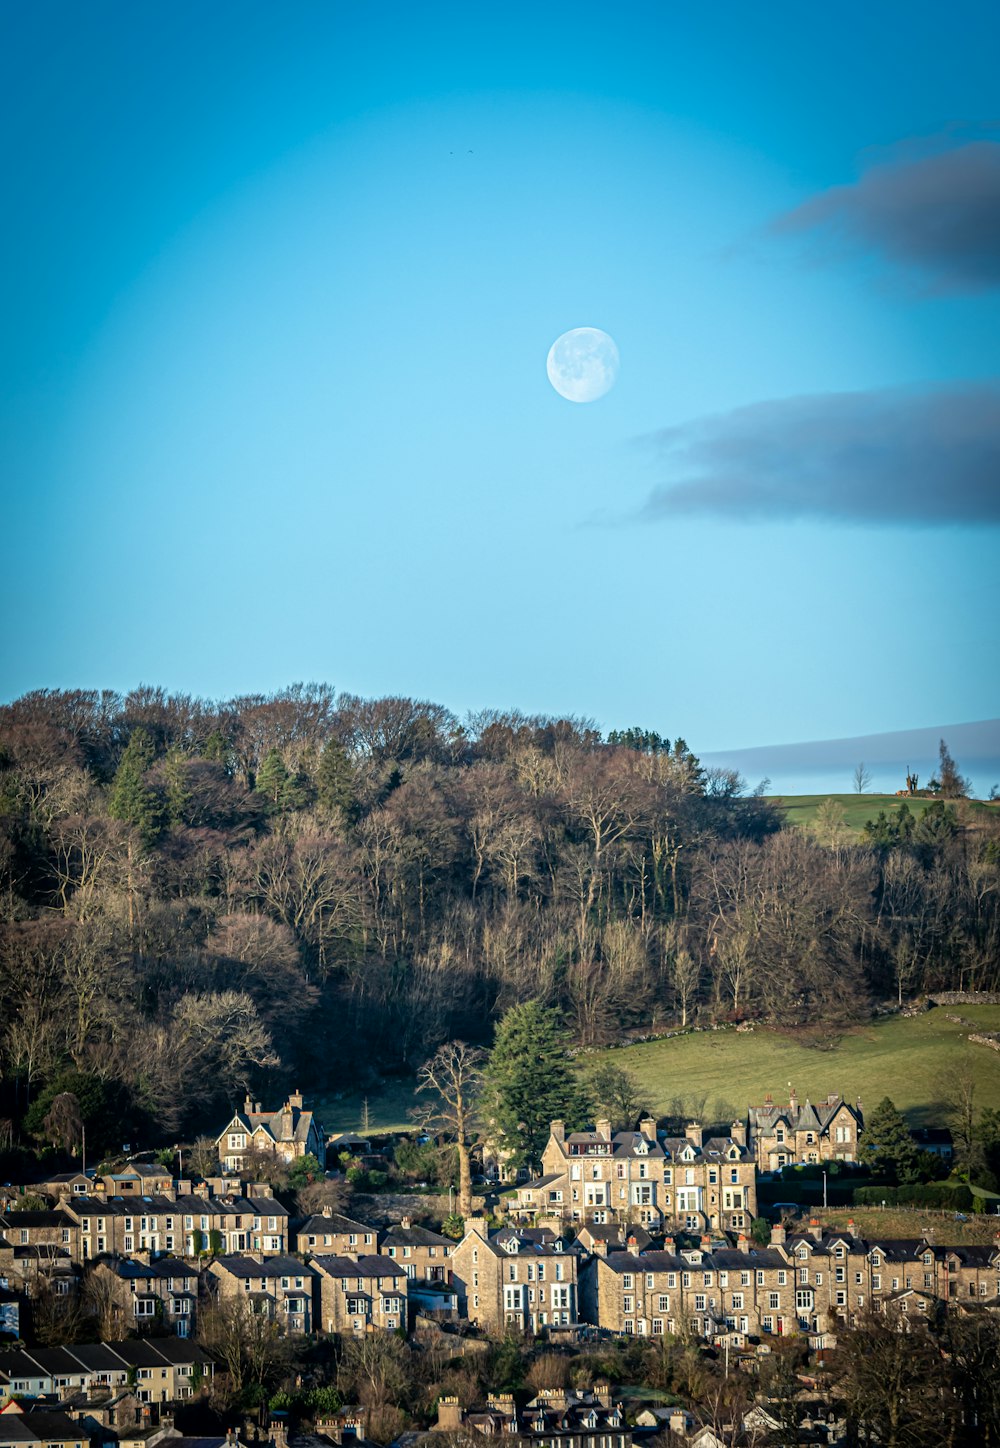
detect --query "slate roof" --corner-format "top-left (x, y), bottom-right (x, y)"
top-left (748, 1094), bottom-right (861, 1135)
top-left (298, 1212), bottom-right (376, 1237)
top-left (310, 1253), bottom-right (407, 1281)
top-left (212, 1254), bottom-right (314, 1279)
top-left (381, 1223), bottom-right (452, 1250)
top-left (221, 1099), bottom-right (317, 1149)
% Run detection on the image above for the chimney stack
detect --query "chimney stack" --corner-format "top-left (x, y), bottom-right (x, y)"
top-left (550, 1119), bottom-right (565, 1143)
top-left (595, 1118), bottom-right (612, 1141)
top-left (685, 1122), bottom-right (703, 1149)
top-left (771, 1223), bottom-right (786, 1246)
top-left (437, 1398), bottom-right (463, 1432)
top-left (400, 1216), bottom-right (412, 1230)
top-left (730, 1120), bottom-right (747, 1147)
top-left (639, 1116), bottom-right (657, 1143)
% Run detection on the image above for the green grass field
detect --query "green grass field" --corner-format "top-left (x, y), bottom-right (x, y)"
top-left (773, 792), bottom-right (994, 837)
top-left (584, 1005), bottom-right (1000, 1128)
top-left (318, 1006), bottom-right (1000, 1133)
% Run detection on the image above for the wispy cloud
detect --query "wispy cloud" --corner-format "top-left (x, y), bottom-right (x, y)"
top-left (637, 382), bottom-right (1000, 527)
top-left (771, 132), bottom-right (1000, 293)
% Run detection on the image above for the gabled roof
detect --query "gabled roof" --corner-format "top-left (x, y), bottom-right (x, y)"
top-left (382, 1223), bottom-right (452, 1249)
top-left (310, 1253), bottom-right (407, 1281)
top-left (217, 1099), bottom-right (318, 1149)
top-left (211, 1254), bottom-right (314, 1279)
top-left (0, 1210), bottom-right (73, 1229)
top-left (298, 1211), bottom-right (375, 1236)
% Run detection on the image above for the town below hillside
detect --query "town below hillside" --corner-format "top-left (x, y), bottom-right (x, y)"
top-left (1, 1075), bottom-right (999, 1445)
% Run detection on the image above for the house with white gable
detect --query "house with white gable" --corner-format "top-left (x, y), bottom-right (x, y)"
top-left (215, 1091), bottom-right (325, 1172)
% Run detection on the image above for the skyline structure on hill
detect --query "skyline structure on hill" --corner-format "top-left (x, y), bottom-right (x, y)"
top-left (2, 3), bottom-right (997, 745)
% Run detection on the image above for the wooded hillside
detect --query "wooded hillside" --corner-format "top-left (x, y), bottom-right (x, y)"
top-left (1, 684), bottom-right (997, 1151)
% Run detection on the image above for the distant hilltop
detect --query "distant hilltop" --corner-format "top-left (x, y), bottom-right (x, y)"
top-left (700, 718), bottom-right (1000, 799)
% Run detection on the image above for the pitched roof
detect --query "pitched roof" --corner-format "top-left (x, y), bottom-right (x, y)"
top-left (212, 1254), bottom-right (315, 1279)
top-left (310, 1253), bottom-right (407, 1280)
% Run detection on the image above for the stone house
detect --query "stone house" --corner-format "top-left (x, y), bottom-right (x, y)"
top-left (0, 1210), bottom-right (78, 1298)
top-left (746, 1090), bottom-right (863, 1170)
top-left (380, 1218), bottom-right (453, 1283)
top-left (309, 1254), bottom-right (408, 1333)
top-left (449, 1220), bottom-right (579, 1333)
top-left (511, 1118), bottom-right (756, 1234)
top-left (215, 1092), bottom-right (324, 1172)
top-left (434, 1386), bottom-right (631, 1448)
top-left (65, 1191), bottom-right (288, 1260)
top-left (86, 1257), bottom-right (199, 1338)
top-left (295, 1209), bottom-right (379, 1256)
top-left (205, 1255), bottom-right (317, 1333)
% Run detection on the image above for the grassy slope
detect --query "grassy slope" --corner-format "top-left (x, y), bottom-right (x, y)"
top-left (319, 1006), bottom-right (1000, 1133)
top-left (774, 792), bottom-right (993, 836)
top-left (583, 1006), bottom-right (1000, 1128)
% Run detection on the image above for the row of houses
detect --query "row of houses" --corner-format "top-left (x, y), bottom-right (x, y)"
top-left (0, 1339), bottom-right (212, 1403)
top-left (448, 1215), bottom-right (1000, 1341)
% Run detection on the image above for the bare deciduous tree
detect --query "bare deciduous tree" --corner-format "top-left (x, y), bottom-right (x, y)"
top-left (416, 1039), bottom-right (484, 1217)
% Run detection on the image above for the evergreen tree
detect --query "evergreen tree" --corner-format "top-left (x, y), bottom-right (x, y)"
top-left (316, 739), bottom-right (359, 823)
top-left (202, 729), bottom-right (234, 772)
top-left (163, 745), bottom-right (192, 827)
top-left (255, 747), bottom-right (311, 813)
top-left (858, 1097), bottom-right (922, 1182)
top-left (937, 738), bottom-right (969, 799)
top-left (482, 1001), bottom-right (591, 1170)
top-left (108, 728), bottom-right (165, 844)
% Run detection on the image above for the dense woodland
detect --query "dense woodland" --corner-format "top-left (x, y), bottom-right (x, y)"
top-left (1, 684), bottom-right (998, 1153)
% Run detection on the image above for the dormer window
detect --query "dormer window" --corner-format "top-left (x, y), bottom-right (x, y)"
top-left (505, 1237), bottom-right (519, 1254)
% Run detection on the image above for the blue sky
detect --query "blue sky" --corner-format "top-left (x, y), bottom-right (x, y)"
top-left (3, 1), bottom-right (998, 752)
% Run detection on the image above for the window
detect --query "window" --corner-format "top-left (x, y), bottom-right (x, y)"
top-left (795, 1289), bottom-right (812, 1310)
top-left (768, 1292), bottom-right (780, 1310)
top-left (657, 1294), bottom-right (669, 1312)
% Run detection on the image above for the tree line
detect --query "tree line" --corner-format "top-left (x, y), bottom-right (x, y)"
top-left (1, 684), bottom-right (997, 1153)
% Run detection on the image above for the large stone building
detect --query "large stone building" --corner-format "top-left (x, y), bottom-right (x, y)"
top-left (510, 1118), bottom-right (757, 1234)
top-left (216, 1092), bottom-right (325, 1172)
top-left (449, 1220), bottom-right (579, 1333)
top-left (746, 1090), bottom-right (863, 1170)
top-left (309, 1254), bottom-right (408, 1333)
top-left (580, 1221), bottom-right (1000, 1342)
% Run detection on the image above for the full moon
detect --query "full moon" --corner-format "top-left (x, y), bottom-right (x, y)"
top-left (546, 327), bottom-right (620, 403)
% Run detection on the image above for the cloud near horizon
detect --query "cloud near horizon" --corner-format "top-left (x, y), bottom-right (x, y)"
top-left (771, 135), bottom-right (1000, 292)
top-left (638, 382), bottom-right (1000, 527)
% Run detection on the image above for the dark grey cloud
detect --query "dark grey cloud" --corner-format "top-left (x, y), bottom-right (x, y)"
top-left (771, 137), bottom-right (1000, 292)
top-left (639, 382), bottom-right (1000, 526)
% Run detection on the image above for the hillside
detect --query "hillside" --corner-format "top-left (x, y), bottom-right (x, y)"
top-left (320, 1005), bottom-right (1000, 1132)
top-left (1, 684), bottom-right (999, 1160)
top-left (774, 792), bottom-right (996, 839)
